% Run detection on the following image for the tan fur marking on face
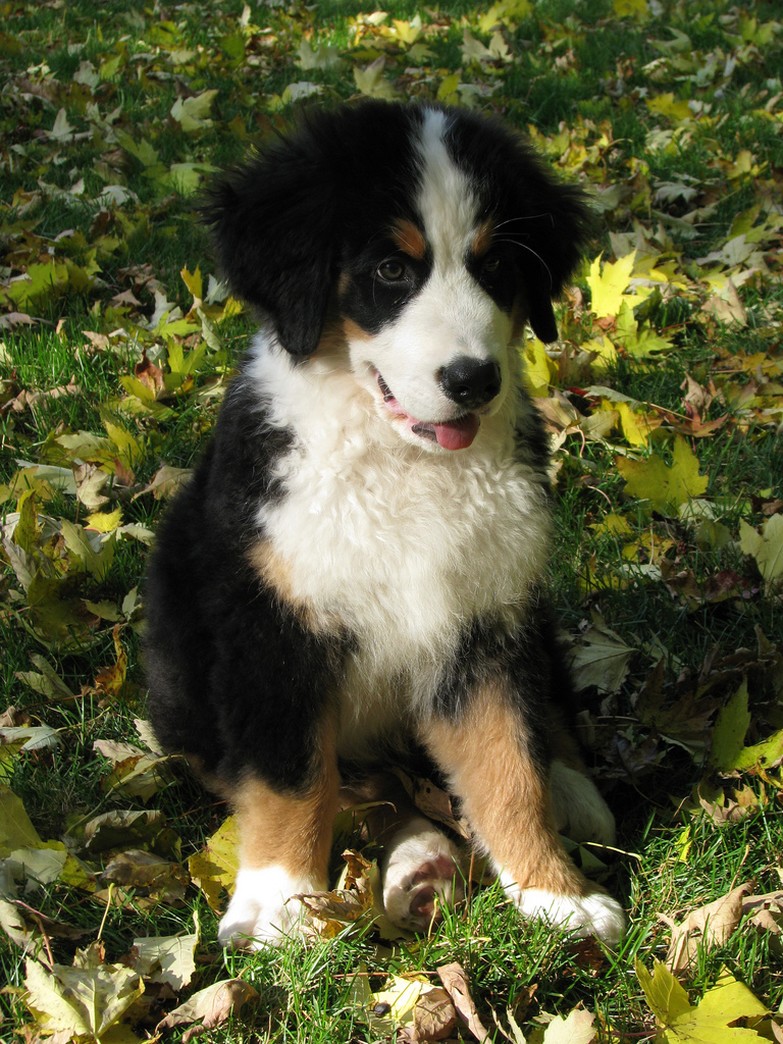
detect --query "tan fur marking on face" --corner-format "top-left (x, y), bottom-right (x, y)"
top-left (391, 218), bottom-right (427, 261)
top-left (316, 317), bottom-right (349, 358)
top-left (470, 218), bottom-right (496, 259)
top-left (510, 297), bottom-right (528, 342)
top-left (232, 725), bottom-right (339, 877)
top-left (342, 317), bottom-right (373, 342)
top-left (422, 684), bottom-right (586, 895)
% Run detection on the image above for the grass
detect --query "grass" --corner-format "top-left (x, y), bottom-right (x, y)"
top-left (1, 0), bottom-right (782, 1040)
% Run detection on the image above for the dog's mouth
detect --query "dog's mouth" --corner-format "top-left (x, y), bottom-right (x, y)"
top-left (376, 373), bottom-right (480, 451)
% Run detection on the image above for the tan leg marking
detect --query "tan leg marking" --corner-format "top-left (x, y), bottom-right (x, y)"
top-left (422, 682), bottom-right (585, 896)
top-left (232, 740), bottom-right (340, 881)
top-left (217, 718), bottom-right (341, 947)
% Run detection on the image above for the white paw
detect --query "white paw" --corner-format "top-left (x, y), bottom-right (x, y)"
top-left (503, 878), bottom-right (625, 945)
top-left (550, 760), bottom-right (617, 846)
top-left (217, 866), bottom-right (325, 950)
top-left (382, 817), bottom-right (464, 932)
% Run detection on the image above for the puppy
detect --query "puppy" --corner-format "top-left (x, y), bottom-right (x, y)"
top-left (144, 100), bottom-right (625, 948)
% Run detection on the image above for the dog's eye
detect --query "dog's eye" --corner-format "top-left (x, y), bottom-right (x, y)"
top-left (482, 255), bottom-right (502, 276)
top-left (376, 259), bottom-right (407, 283)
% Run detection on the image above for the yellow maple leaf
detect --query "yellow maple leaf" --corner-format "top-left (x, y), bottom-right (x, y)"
top-left (637, 960), bottom-right (768, 1042)
top-left (616, 437), bottom-right (707, 514)
top-left (599, 400), bottom-right (658, 447)
top-left (587, 251), bottom-right (636, 318)
top-left (86, 507), bottom-right (123, 533)
top-left (646, 92), bottom-right (693, 121)
top-left (521, 338), bottom-right (556, 397)
top-left (188, 815), bottom-right (239, 911)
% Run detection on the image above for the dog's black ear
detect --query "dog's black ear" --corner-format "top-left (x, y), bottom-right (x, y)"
top-left (446, 110), bottom-right (593, 344)
top-left (204, 129), bottom-right (336, 357)
top-left (515, 171), bottom-right (591, 344)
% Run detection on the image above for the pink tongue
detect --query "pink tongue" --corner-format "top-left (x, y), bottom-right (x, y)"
top-left (433, 414), bottom-right (480, 450)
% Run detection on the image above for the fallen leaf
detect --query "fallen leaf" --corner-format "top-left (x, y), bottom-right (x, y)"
top-left (354, 57), bottom-right (399, 99)
top-left (742, 889), bottom-right (783, 939)
top-left (132, 930), bottom-right (198, 990)
top-left (24, 954), bottom-right (144, 1040)
top-left (637, 960), bottom-right (768, 1041)
top-left (570, 616), bottom-right (635, 693)
top-left (102, 849), bottom-right (189, 903)
top-left (297, 850), bottom-right (376, 939)
top-left (438, 962), bottom-right (490, 1042)
top-left (710, 681), bottom-right (752, 771)
top-left (740, 515), bottom-right (783, 584)
top-left (170, 89), bottom-right (219, 133)
top-left (587, 251), bottom-right (636, 318)
top-left (362, 973), bottom-right (456, 1043)
top-left (616, 437), bottom-right (708, 515)
top-left (540, 1007), bottom-right (597, 1043)
top-left (188, 815), bottom-right (238, 911)
top-left (133, 464), bottom-right (192, 501)
top-left (665, 883), bottom-right (754, 974)
top-left (156, 978), bottom-right (258, 1041)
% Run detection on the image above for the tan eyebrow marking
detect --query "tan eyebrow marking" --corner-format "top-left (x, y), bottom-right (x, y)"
top-left (470, 218), bottom-right (496, 258)
top-left (391, 218), bottom-right (427, 260)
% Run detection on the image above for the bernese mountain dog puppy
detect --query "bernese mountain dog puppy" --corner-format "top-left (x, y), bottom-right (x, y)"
top-left (145, 100), bottom-right (625, 948)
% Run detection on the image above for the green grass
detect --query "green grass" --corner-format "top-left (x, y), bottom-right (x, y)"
top-left (1, 0), bottom-right (782, 1039)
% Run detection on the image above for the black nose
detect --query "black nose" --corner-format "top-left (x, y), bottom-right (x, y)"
top-left (439, 356), bottom-right (501, 410)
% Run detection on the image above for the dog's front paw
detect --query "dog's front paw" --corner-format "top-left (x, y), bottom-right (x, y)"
top-left (382, 817), bottom-right (464, 933)
top-left (218, 866), bottom-right (324, 949)
top-left (503, 879), bottom-right (625, 945)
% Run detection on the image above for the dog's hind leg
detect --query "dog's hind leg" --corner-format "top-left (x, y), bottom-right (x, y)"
top-left (549, 759), bottom-right (617, 846)
top-left (381, 815), bottom-right (464, 932)
top-left (342, 773), bottom-right (464, 933)
top-left (422, 681), bottom-right (625, 945)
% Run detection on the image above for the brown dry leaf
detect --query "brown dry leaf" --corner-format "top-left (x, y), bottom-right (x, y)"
top-left (156, 978), bottom-right (258, 1041)
top-left (362, 973), bottom-right (456, 1042)
top-left (102, 849), bottom-right (189, 903)
top-left (396, 769), bottom-right (471, 839)
top-left (89, 625), bottom-right (128, 700)
top-left (409, 985), bottom-right (458, 1042)
top-left (742, 889), bottom-right (783, 938)
top-left (3, 379), bottom-right (80, 414)
top-left (665, 882), bottom-right (753, 974)
top-left (297, 850), bottom-right (376, 939)
top-left (133, 351), bottom-right (166, 398)
top-left (696, 780), bottom-right (764, 825)
top-left (437, 962), bottom-right (490, 1043)
top-left (0, 706), bottom-right (28, 728)
top-left (73, 462), bottom-right (111, 512)
top-left (702, 279), bottom-right (748, 325)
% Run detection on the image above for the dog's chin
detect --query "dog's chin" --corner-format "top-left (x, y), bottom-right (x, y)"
top-left (374, 372), bottom-right (482, 452)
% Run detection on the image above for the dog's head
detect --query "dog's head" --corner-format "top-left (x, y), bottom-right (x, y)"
top-left (206, 102), bottom-right (590, 451)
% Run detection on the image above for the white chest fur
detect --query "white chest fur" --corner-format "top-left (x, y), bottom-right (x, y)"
top-left (246, 337), bottom-right (551, 728)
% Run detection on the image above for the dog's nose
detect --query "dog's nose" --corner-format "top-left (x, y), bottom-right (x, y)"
top-left (439, 356), bottom-right (501, 410)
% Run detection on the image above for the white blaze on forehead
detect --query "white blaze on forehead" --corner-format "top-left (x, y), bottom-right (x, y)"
top-left (415, 109), bottom-right (481, 263)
